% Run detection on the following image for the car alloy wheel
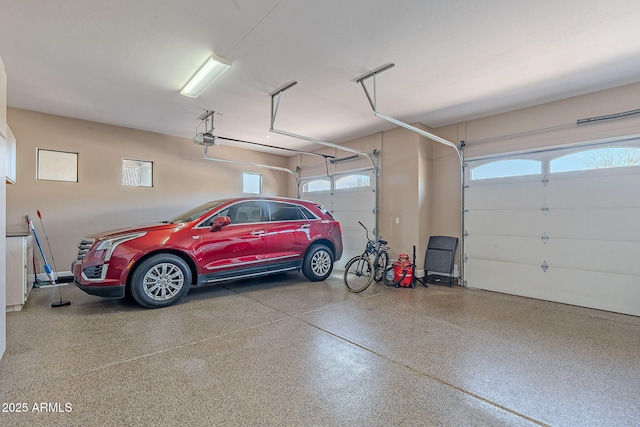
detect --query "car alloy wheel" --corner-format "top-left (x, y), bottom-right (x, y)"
top-left (311, 250), bottom-right (331, 276)
top-left (302, 244), bottom-right (334, 282)
top-left (130, 254), bottom-right (192, 308)
top-left (143, 262), bottom-right (185, 301)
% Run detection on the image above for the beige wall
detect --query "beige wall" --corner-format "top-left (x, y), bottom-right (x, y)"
top-left (379, 126), bottom-right (429, 261)
top-left (285, 134), bottom-right (381, 185)
top-left (459, 82), bottom-right (640, 159)
top-left (6, 108), bottom-right (292, 271)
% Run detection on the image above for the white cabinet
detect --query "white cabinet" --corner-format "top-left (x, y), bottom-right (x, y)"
top-left (6, 233), bottom-right (34, 311)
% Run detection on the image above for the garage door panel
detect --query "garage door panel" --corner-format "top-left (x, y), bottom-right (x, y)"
top-left (333, 210), bottom-right (374, 270)
top-left (465, 259), bottom-right (547, 298)
top-left (544, 208), bottom-right (640, 241)
top-left (466, 181), bottom-right (544, 210)
top-left (336, 245), bottom-right (365, 270)
top-left (544, 268), bottom-right (639, 316)
top-left (333, 189), bottom-right (375, 210)
top-left (466, 235), bottom-right (546, 264)
top-left (547, 173), bottom-right (640, 208)
top-left (333, 209), bottom-right (375, 232)
top-left (306, 192), bottom-right (333, 212)
top-left (546, 239), bottom-right (640, 276)
top-left (466, 259), bottom-right (640, 316)
top-left (467, 236), bottom-right (640, 277)
top-left (332, 187), bottom-right (376, 270)
top-left (466, 210), bottom-right (545, 237)
top-left (312, 193), bottom-right (333, 205)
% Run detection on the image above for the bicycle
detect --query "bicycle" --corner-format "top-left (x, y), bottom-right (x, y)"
top-left (343, 222), bottom-right (390, 292)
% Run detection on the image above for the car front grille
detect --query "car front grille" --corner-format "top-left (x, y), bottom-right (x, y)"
top-left (77, 239), bottom-right (95, 261)
top-left (82, 265), bottom-right (104, 279)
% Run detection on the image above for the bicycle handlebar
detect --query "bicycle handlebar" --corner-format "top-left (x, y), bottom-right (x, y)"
top-left (358, 221), bottom-right (380, 245)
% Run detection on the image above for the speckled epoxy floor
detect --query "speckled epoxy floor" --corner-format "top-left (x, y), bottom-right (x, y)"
top-left (1, 273), bottom-right (639, 426)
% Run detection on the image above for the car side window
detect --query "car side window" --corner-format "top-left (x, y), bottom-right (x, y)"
top-left (201, 201), bottom-right (266, 227)
top-left (232, 201), bottom-right (266, 223)
top-left (267, 201), bottom-right (316, 221)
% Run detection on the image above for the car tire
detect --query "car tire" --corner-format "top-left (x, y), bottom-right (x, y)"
top-left (302, 244), bottom-right (334, 282)
top-left (130, 254), bottom-right (192, 308)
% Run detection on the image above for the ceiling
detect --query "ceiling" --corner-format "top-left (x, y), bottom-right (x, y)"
top-left (3, 0), bottom-right (640, 155)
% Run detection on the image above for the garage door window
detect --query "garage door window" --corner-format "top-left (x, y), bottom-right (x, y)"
top-left (550, 147), bottom-right (640, 173)
top-left (470, 159), bottom-right (542, 180)
top-left (302, 179), bottom-right (331, 193)
top-left (334, 174), bottom-right (371, 190)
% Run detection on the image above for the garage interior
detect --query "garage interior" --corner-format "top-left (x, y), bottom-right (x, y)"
top-left (1, 1), bottom-right (640, 426)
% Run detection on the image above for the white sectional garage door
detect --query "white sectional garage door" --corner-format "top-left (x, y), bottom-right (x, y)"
top-left (300, 169), bottom-right (376, 270)
top-left (464, 137), bottom-right (640, 316)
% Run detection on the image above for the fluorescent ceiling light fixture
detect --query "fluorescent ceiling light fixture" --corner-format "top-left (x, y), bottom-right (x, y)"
top-left (180, 55), bottom-right (231, 98)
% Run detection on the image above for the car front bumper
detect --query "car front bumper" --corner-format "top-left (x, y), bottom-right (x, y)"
top-left (73, 278), bottom-right (126, 298)
top-left (72, 261), bottom-right (126, 298)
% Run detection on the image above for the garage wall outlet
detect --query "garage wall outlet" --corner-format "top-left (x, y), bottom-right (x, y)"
top-left (395, 218), bottom-right (399, 224)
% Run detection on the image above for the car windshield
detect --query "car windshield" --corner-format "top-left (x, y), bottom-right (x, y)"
top-left (169, 199), bottom-right (230, 223)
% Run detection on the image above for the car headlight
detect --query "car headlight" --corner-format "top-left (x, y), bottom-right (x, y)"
top-left (94, 232), bottom-right (146, 261)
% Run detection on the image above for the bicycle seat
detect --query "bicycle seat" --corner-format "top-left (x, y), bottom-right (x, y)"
top-left (379, 239), bottom-right (388, 245)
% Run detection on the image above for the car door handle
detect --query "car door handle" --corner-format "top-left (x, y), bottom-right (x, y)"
top-left (301, 224), bottom-right (311, 229)
top-left (251, 230), bottom-right (265, 236)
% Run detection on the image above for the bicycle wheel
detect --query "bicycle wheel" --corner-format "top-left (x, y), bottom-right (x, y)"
top-left (343, 256), bottom-right (374, 293)
top-left (373, 250), bottom-right (390, 282)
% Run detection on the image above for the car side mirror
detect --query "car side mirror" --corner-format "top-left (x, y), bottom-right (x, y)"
top-left (210, 216), bottom-right (231, 231)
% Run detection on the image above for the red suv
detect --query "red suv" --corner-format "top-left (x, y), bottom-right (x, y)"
top-left (72, 197), bottom-right (343, 308)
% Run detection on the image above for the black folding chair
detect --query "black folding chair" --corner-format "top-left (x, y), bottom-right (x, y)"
top-left (418, 236), bottom-right (459, 287)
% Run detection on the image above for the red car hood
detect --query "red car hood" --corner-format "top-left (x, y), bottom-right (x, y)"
top-left (87, 222), bottom-right (184, 240)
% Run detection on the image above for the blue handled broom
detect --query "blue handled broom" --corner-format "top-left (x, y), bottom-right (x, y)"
top-left (27, 215), bottom-right (70, 307)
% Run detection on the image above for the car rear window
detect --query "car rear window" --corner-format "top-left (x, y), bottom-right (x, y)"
top-left (268, 201), bottom-right (317, 221)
